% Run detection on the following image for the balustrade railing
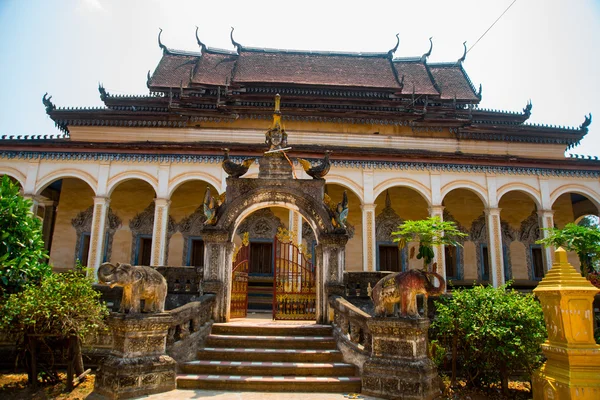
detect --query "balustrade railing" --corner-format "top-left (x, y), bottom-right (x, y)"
top-left (329, 295), bottom-right (372, 370)
top-left (166, 294), bottom-right (214, 347)
top-left (344, 271), bottom-right (391, 298)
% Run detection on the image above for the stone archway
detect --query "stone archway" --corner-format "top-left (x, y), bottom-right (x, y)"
top-left (200, 176), bottom-right (348, 324)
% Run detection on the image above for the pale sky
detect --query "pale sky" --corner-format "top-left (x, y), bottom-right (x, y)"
top-left (0, 0), bottom-right (599, 156)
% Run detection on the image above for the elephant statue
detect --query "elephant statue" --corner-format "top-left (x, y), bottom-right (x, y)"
top-left (97, 262), bottom-right (167, 314)
top-left (371, 269), bottom-right (445, 318)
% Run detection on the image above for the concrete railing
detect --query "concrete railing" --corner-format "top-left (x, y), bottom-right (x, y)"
top-left (166, 294), bottom-right (215, 364)
top-left (329, 295), bottom-right (372, 372)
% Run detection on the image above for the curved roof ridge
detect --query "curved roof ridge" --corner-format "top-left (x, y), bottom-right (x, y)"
top-left (240, 46), bottom-right (389, 58)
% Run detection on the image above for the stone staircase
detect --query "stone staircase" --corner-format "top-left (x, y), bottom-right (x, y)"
top-left (177, 322), bottom-right (361, 393)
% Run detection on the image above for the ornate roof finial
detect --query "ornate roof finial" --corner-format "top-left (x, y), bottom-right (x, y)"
top-left (158, 28), bottom-right (167, 53)
top-left (580, 113), bottom-right (592, 132)
top-left (42, 93), bottom-right (55, 114)
top-left (195, 26), bottom-right (207, 53)
top-left (98, 83), bottom-right (108, 101)
top-left (388, 33), bottom-right (400, 58)
top-left (385, 190), bottom-right (392, 209)
top-left (523, 100), bottom-right (532, 118)
top-left (477, 83), bottom-right (482, 98)
top-left (274, 93), bottom-right (281, 114)
top-left (147, 70), bottom-right (152, 88)
top-left (421, 37), bottom-right (433, 62)
top-left (265, 94), bottom-right (287, 152)
top-left (458, 41), bottom-right (467, 63)
top-left (230, 27), bottom-right (242, 52)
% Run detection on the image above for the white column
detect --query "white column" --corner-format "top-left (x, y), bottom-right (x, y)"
top-left (361, 204), bottom-right (377, 271)
top-left (538, 209), bottom-right (555, 273)
top-left (429, 205), bottom-right (446, 283)
top-left (151, 198), bottom-right (170, 266)
top-left (88, 196), bottom-right (110, 278)
top-left (485, 208), bottom-right (505, 287)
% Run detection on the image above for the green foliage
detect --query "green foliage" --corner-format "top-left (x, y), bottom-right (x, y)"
top-left (536, 222), bottom-right (600, 277)
top-left (431, 284), bottom-right (546, 391)
top-left (392, 216), bottom-right (468, 268)
top-left (0, 175), bottom-right (51, 297)
top-left (0, 268), bottom-right (109, 341)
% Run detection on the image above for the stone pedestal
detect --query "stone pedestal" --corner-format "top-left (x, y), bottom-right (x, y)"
top-left (94, 313), bottom-right (176, 399)
top-left (362, 318), bottom-right (440, 400)
top-left (532, 248), bottom-right (600, 399)
top-left (258, 153), bottom-right (293, 179)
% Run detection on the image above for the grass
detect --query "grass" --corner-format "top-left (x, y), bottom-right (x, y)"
top-left (0, 372), bottom-right (95, 400)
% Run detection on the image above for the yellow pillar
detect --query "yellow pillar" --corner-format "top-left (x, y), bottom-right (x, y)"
top-left (532, 247), bottom-right (600, 400)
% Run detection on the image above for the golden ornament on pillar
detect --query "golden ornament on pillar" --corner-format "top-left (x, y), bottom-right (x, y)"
top-left (532, 247), bottom-right (600, 400)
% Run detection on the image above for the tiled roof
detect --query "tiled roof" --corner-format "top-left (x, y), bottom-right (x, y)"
top-left (147, 44), bottom-right (482, 101)
top-left (392, 60), bottom-right (439, 96)
top-left (191, 52), bottom-right (237, 86)
top-left (232, 50), bottom-right (401, 89)
top-left (150, 53), bottom-right (199, 88)
top-left (428, 63), bottom-right (479, 101)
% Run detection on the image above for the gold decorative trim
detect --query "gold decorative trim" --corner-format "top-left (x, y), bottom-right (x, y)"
top-left (152, 206), bottom-right (164, 265)
top-left (367, 211), bottom-right (374, 271)
top-left (88, 203), bottom-right (103, 268)
top-left (493, 214), bottom-right (502, 285)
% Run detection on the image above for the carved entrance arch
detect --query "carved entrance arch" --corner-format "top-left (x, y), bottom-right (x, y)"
top-left (200, 177), bottom-right (347, 324)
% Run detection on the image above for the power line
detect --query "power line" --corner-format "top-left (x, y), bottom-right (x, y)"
top-left (467, 0), bottom-right (518, 56)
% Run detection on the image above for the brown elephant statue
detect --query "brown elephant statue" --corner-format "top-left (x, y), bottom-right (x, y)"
top-left (98, 262), bottom-right (167, 313)
top-left (371, 269), bottom-right (445, 318)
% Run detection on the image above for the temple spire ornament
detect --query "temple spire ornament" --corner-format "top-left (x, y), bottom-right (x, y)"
top-left (457, 41), bottom-right (467, 63)
top-left (195, 26), bottom-right (207, 53)
top-left (580, 113), bottom-right (592, 132)
top-left (387, 33), bottom-right (399, 58)
top-left (420, 37), bottom-right (433, 62)
top-left (265, 94), bottom-right (288, 152)
top-left (230, 27), bottom-right (242, 52)
top-left (158, 28), bottom-right (167, 53)
top-left (523, 100), bottom-right (532, 118)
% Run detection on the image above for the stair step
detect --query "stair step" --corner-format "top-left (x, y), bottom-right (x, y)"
top-left (196, 347), bottom-right (344, 363)
top-left (177, 374), bottom-right (362, 392)
top-left (207, 334), bottom-right (336, 349)
top-left (180, 360), bottom-right (356, 376)
top-left (211, 324), bottom-right (332, 336)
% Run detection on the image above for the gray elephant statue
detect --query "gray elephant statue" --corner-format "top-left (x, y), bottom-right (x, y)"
top-left (371, 269), bottom-right (445, 318)
top-left (98, 262), bottom-right (167, 314)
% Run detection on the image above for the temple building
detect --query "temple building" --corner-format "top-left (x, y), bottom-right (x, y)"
top-left (1, 29), bottom-right (598, 309)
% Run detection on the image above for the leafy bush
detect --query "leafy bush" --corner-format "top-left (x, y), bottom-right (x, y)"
top-left (0, 268), bottom-right (109, 340)
top-left (537, 222), bottom-right (600, 278)
top-left (0, 175), bottom-right (51, 297)
top-left (431, 284), bottom-right (546, 394)
top-left (392, 216), bottom-right (468, 270)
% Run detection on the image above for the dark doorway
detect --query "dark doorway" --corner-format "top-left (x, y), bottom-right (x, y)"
top-left (137, 236), bottom-right (152, 265)
top-left (379, 245), bottom-right (401, 272)
top-left (249, 242), bottom-right (273, 275)
top-left (189, 239), bottom-right (204, 267)
top-left (531, 246), bottom-right (545, 280)
top-left (445, 245), bottom-right (458, 279)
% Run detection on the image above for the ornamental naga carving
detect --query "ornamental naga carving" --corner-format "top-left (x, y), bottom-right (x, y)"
top-left (98, 262), bottom-right (167, 313)
top-left (371, 269), bottom-right (445, 318)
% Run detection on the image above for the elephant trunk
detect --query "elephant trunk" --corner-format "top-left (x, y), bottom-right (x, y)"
top-left (98, 262), bottom-right (116, 285)
top-left (427, 272), bottom-right (446, 295)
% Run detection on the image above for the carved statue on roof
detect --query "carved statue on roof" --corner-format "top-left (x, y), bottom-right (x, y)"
top-left (265, 94), bottom-right (288, 152)
top-left (42, 93), bottom-right (55, 114)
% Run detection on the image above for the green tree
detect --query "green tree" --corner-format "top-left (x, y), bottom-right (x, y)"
top-left (536, 222), bottom-right (600, 278)
top-left (0, 267), bottom-right (109, 384)
top-left (392, 216), bottom-right (468, 272)
top-left (0, 175), bottom-right (51, 297)
top-left (431, 284), bottom-right (546, 394)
